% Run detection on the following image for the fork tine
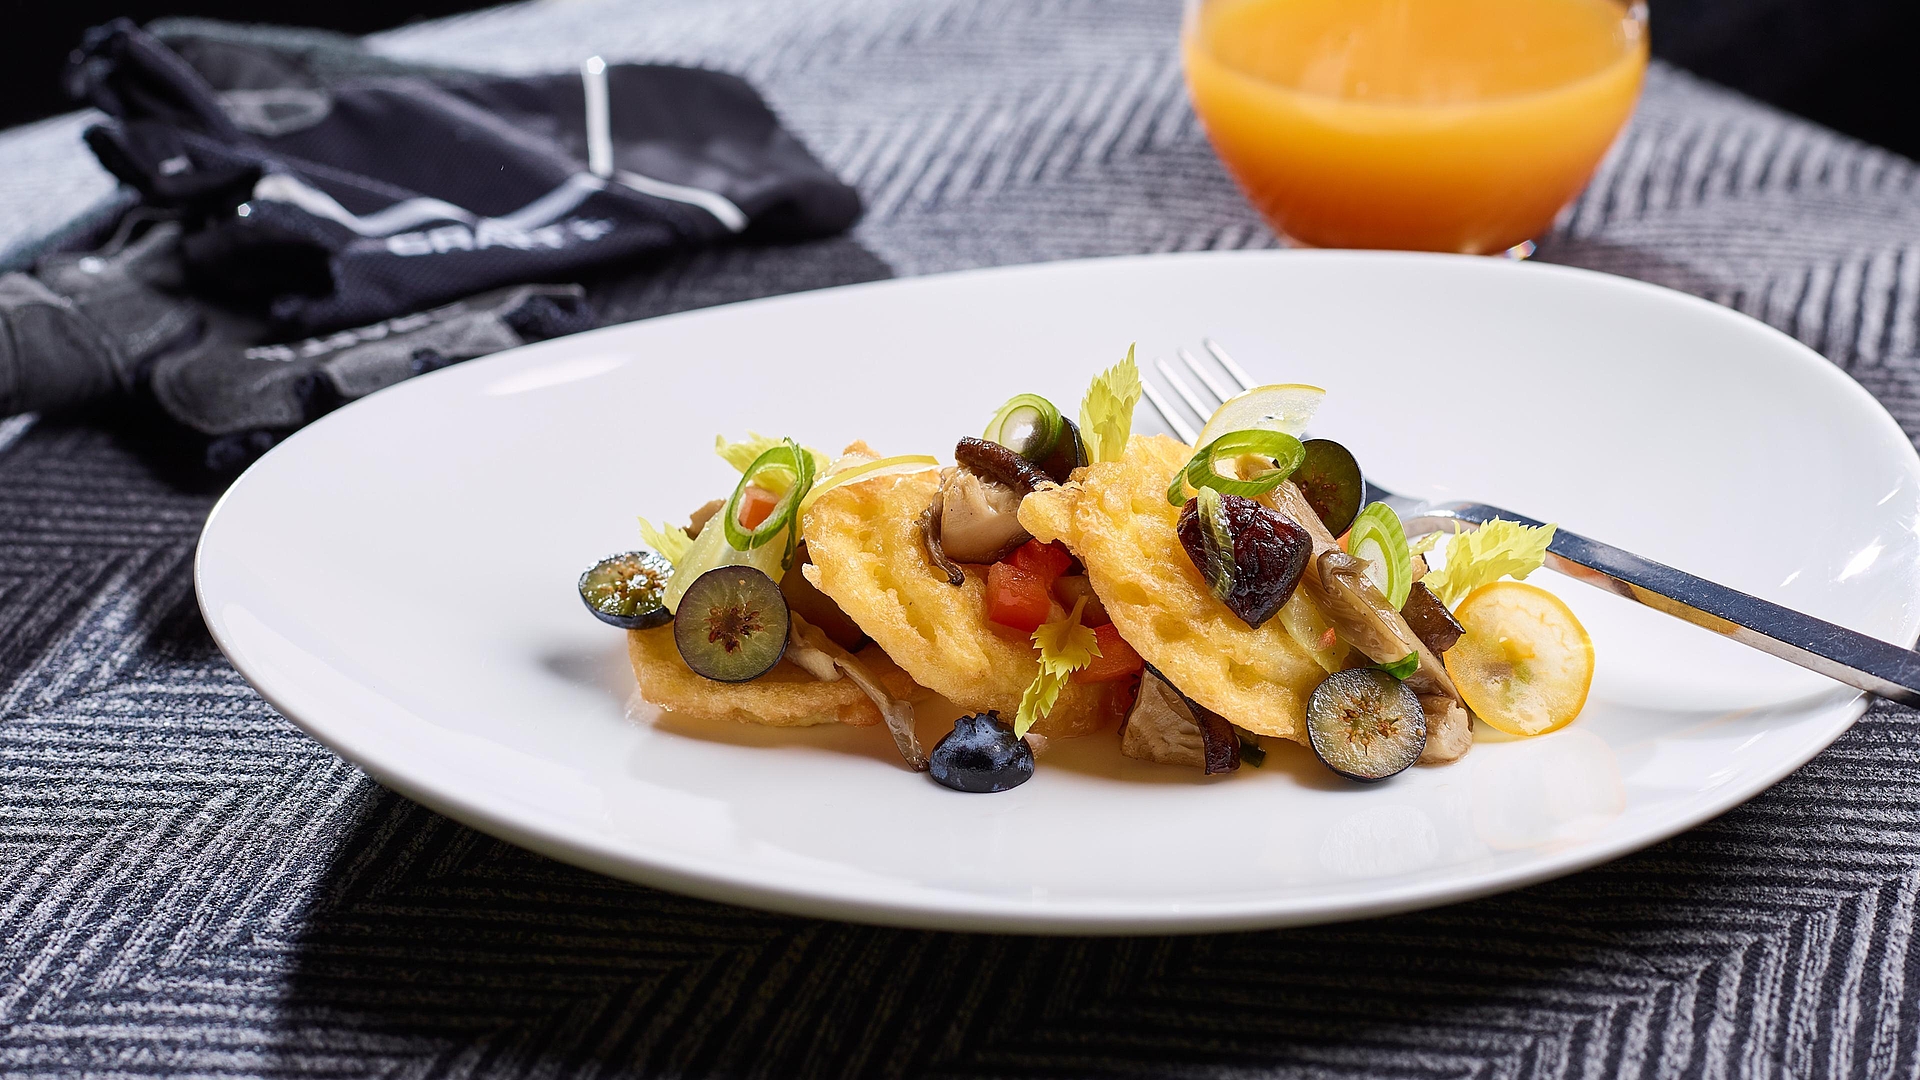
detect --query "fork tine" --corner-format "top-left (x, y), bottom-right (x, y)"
top-left (1177, 347), bottom-right (1233, 405)
top-left (1202, 338), bottom-right (1256, 392)
top-left (1154, 357), bottom-right (1214, 423)
top-left (1141, 339), bottom-right (1260, 445)
top-left (1141, 380), bottom-right (1199, 443)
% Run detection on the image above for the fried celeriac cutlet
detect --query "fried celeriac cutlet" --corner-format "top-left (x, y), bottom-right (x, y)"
top-left (801, 466), bottom-right (1126, 738)
top-left (1018, 434), bottom-right (1328, 742)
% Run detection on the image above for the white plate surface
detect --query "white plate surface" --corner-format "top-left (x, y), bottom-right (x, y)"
top-left (197, 251), bottom-right (1920, 933)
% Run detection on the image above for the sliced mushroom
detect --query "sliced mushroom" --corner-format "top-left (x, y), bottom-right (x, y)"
top-left (784, 620), bottom-right (843, 682)
top-left (1311, 552), bottom-right (1417, 665)
top-left (1119, 666), bottom-right (1239, 774)
top-left (917, 492), bottom-right (967, 586)
top-left (1417, 693), bottom-right (1472, 764)
top-left (1313, 551), bottom-right (1458, 701)
top-left (954, 436), bottom-right (1054, 493)
top-left (1270, 481), bottom-right (1461, 705)
top-left (936, 466), bottom-right (1031, 564)
top-left (790, 612), bottom-right (927, 770)
top-left (1400, 582), bottom-right (1464, 655)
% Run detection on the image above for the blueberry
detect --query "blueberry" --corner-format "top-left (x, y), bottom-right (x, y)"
top-left (928, 711), bottom-right (1033, 793)
top-left (579, 550), bottom-right (674, 630)
top-left (1306, 668), bottom-right (1426, 782)
top-left (673, 566), bottom-right (789, 682)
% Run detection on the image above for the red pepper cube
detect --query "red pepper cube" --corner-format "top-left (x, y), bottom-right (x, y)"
top-left (1010, 538), bottom-right (1073, 584)
top-left (1072, 623), bottom-right (1145, 683)
top-left (986, 562), bottom-right (1052, 633)
top-left (736, 486), bottom-right (779, 530)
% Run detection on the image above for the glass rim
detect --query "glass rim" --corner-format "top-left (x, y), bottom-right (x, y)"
top-left (1181, 0), bottom-right (1651, 111)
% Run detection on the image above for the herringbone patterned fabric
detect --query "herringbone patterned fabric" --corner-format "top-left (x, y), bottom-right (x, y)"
top-left (4, 0), bottom-right (1920, 1076)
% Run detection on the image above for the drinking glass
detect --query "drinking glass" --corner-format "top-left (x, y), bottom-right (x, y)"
top-left (1183, 0), bottom-right (1649, 254)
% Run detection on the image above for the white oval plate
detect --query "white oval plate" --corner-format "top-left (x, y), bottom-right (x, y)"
top-left (197, 251), bottom-right (1920, 934)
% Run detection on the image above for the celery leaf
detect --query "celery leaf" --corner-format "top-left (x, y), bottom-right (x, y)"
top-left (1423, 519), bottom-right (1557, 607)
top-left (1078, 344), bottom-right (1143, 464)
top-left (1015, 597), bottom-right (1100, 736)
top-left (637, 516), bottom-right (694, 567)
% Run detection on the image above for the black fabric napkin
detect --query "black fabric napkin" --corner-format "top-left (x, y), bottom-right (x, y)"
top-left (67, 18), bottom-right (861, 331)
top-left (0, 18), bottom-right (861, 471)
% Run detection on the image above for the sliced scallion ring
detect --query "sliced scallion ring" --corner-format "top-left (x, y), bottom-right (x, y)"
top-left (798, 454), bottom-right (941, 513)
top-left (723, 438), bottom-right (816, 552)
top-left (983, 393), bottom-right (1063, 462)
top-left (1347, 501), bottom-right (1413, 608)
top-left (1166, 428), bottom-right (1307, 506)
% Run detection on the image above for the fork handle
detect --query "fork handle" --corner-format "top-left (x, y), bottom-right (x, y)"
top-left (1408, 504), bottom-right (1920, 707)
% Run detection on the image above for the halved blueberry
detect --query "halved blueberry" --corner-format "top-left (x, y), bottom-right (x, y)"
top-left (673, 566), bottom-right (789, 682)
top-left (1306, 667), bottom-right (1426, 782)
top-left (578, 551), bottom-right (673, 629)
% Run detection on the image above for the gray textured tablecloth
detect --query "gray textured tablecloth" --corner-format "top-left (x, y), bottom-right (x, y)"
top-left (5, 1), bottom-right (1920, 1076)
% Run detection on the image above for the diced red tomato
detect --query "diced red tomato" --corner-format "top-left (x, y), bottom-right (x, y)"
top-left (1010, 539), bottom-right (1073, 585)
top-left (986, 562), bottom-right (1052, 633)
top-left (737, 486), bottom-right (779, 529)
top-left (1073, 622), bottom-right (1145, 683)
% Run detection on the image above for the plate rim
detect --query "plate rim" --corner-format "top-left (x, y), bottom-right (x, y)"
top-left (195, 248), bottom-right (1914, 934)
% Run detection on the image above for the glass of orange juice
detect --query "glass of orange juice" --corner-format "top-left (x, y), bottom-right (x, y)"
top-left (1183, 0), bottom-right (1648, 254)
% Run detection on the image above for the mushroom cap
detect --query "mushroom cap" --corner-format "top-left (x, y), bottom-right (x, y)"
top-left (935, 467), bottom-right (1030, 564)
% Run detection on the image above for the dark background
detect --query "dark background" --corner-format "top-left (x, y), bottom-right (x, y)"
top-left (0, 0), bottom-right (1915, 157)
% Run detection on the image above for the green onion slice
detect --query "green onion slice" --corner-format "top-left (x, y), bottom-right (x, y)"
top-left (1193, 486), bottom-right (1237, 602)
top-left (723, 438), bottom-right (816, 553)
top-left (1166, 428), bottom-right (1307, 506)
top-left (1377, 653), bottom-right (1419, 681)
top-left (1347, 501), bottom-right (1413, 608)
top-left (983, 393), bottom-right (1063, 462)
top-left (797, 454), bottom-right (940, 514)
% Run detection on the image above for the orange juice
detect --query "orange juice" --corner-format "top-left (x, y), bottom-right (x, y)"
top-left (1183, 0), bottom-right (1647, 253)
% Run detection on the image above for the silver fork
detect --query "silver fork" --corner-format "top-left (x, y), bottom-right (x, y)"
top-left (1144, 339), bottom-right (1920, 706)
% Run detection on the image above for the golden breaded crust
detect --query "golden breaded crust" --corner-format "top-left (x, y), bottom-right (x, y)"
top-left (627, 626), bottom-right (922, 727)
top-left (800, 469), bottom-right (1118, 738)
top-left (1019, 434), bottom-right (1325, 741)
